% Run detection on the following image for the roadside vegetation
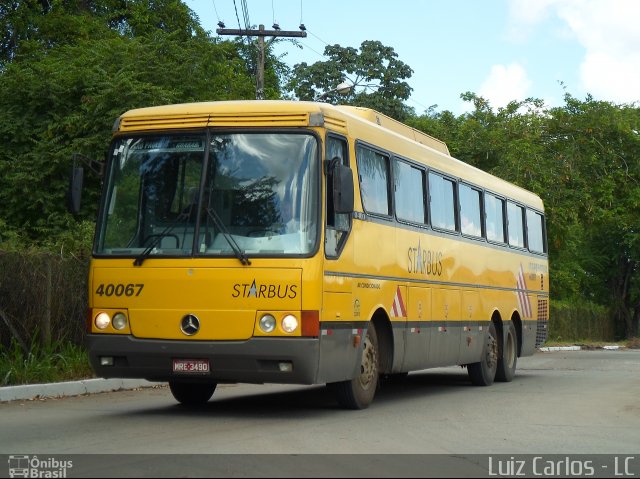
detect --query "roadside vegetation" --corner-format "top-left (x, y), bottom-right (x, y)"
top-left (0, 340), bottom-right (93, 387)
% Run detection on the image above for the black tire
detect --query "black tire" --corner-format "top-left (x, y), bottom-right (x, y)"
top-left (331, 324), bottom-right (379, 409)
top-left (384, 372), bottom-right (409, 384)
top-left (169, 381), bottom-right (217, 405)
top-left (496, 322), bottom-right (518, 382)
top-left (468, 322), bottom-right (498, 386)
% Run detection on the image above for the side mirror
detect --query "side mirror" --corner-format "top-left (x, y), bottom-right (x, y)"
top-left (333, 164), bottom-right (354, 214)
top-left (68, 167), bottom-right (84, 214)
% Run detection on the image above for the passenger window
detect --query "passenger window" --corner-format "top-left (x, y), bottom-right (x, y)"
top-left (429, 173), bottom-right (456, 231)
top-left (485, 193), bottom-right (505, 243)
top-left (507, 201), bottom-right (525, 248)
top-left (357, 145), bottom-right (391, 216)
top-left (459, 183), bottom-right (482, 237)
top-left (527, 209), bottom-right (546, 253)
top-left (394, 160), bottom-right (426, 224)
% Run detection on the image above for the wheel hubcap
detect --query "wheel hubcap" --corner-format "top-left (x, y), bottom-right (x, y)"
top-left (358, 332), bottom-right (377, 390)
top-left (487, 332), bottom-right (498, 369)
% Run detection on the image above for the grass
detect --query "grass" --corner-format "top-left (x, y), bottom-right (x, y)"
top-left (627, 337), bottom-right (640, 349)
top-left (0, 340), bottom-right (94, 387)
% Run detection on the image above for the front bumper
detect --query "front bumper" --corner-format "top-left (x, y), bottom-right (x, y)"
top-left (87, 334), bottom-right (320, 384)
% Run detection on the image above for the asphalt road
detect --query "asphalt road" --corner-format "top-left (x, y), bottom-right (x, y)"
top-left (1, 349), bottom-right (639, 477)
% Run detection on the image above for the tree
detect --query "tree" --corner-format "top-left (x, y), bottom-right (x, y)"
top-left (1, 0), bottom-right (204, 67)
top-left (0, 32), bottom-right (255, 245)
top-left (543, 95), bottom-right (640, 338)
top-left (286, 40), bottom-right (414, 121)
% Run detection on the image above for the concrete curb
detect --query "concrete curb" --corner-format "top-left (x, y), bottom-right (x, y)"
top-left (539, 345), bottom-right (623, 352)
top-left (539, 346), bottom-right (582, 351)
top-left (0, 378), bottom-right (165, 402)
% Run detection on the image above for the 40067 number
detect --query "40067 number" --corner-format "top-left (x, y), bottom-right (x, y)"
top-left (95, 283), bottom-right (144, 297)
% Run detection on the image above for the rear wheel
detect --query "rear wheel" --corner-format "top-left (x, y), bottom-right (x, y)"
top-left (496, 322), bottom-right (517, 382)
top-left (468, 322), bottom-right (498, 386)
top-left (331, 324), bottom-right (379, 409)
top-left (169, 381), bottom-right (217, 405)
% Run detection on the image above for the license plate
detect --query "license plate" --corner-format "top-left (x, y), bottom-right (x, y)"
top-left (172, 359), bottom-right (210, 374)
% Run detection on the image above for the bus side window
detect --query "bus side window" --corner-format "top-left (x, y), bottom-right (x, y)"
top-left (485, 193), bottom-right (506, 243)
top-left (394, 159), bottom-right (426, 224)
top-left (526, 209), bottom-right (546, 253)
top-left (507, 201), bottom-right (525, 248)
top-left (429, 172), bottom-right (456, 232)
top-left (459, 183), bottom-right (482, 237)
top-left (326, 136), bottom-right (351, 257)
top-left (357, 145), bottom-right (391, 216)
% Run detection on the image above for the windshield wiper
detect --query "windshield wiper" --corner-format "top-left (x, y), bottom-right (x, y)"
top-left (205, 207), bottom-right (251, 266)
top-left (133, 212), bottom-right (189, 267)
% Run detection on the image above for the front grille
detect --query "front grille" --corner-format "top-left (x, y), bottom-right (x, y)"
top-left (119, 114), bottom-right (211, 131)
top-left (118, 112), bottom-right (313, 132)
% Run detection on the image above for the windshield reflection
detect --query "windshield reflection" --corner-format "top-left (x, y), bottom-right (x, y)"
top-left (96, 132), bottom-right (319, 258)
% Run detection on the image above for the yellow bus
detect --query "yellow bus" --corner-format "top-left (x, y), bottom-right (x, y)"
top-left (78, 100), bottom-right (549, 409)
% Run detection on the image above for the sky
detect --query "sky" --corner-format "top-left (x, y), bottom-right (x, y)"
top-left (185, 0), bottom-right (640, 114)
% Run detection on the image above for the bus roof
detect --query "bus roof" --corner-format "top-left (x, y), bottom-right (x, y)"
top-left (115, 100), bottom-right (543, 209)
top-left (334, 105), bottom-right (450, 155)
top-left (115, 101), bottom-right (447, 152)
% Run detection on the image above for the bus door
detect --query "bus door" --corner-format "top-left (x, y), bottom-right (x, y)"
top-left (319, 134), bottom-right (357, 383)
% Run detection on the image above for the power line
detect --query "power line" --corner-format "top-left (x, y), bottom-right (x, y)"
top-left (240, 0), bottom-right (251, 30)
top-left (211, 0), bottom-right (221, 22)
top-left (298, 39), bottom-right (326, 60)
top-left (307, 29), bottom-right (331, 48)
top-left (232, 0), bottom-right (242, 31)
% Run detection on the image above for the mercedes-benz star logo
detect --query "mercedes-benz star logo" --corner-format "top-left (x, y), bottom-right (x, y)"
top-left (180, 314), bottom-right (200, 336)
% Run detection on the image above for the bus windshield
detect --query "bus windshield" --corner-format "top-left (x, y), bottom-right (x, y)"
top-left (96, 132), bottom-right (320, 258)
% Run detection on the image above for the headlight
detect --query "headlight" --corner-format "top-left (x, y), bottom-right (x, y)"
top-left (112, 312), bottom-right (128, 330)
top-left (281, 314), bottom-right (298, 334)
top-left (259, 314), bottom-right (276, 333)
top-left (95, 312), bottom-right (111, 330)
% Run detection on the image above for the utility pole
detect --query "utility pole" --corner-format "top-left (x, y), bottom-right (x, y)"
top-left (216, 24), bottom-right (307, 100)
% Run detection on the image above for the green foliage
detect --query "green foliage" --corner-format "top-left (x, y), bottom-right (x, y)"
top-left (0, 339), bottom-right (92, 386)
top-left (0, 29), bottom-right (255, 243)
top-left (548, 299), bottom-right (614, 343)
top-left (533, 95), bottom-right (640, 338)
top-left (234, 37), bottom-right (291, 100)
top-left (0, 251), bottom-right (89, 350)
top-left (1, 0), bottom-right (204, 66)
top-left (286, 40), bottom-right (415, 121)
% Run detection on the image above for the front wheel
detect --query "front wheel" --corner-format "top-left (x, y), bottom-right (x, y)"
top-left (169, 381), bottom-right (217, 405)
top-left (468, 322), bottom-right (498, 386)
top-left (330, 324), bottom-right (379, 409)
